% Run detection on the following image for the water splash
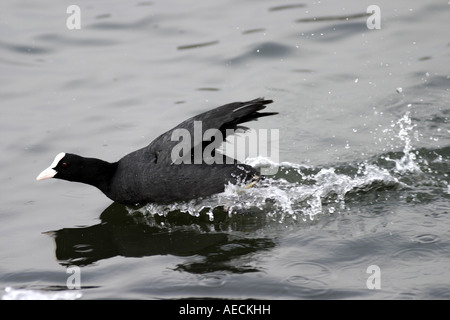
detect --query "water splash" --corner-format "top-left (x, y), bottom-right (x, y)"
top-left (130, 112), bottom-right (423, 224)
top-left (132, 160), bottom-right (400, 224)
top-left (384, 111), bottom-right (421, 174)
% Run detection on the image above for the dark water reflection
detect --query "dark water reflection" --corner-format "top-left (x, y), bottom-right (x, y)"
top-left (46, 202), bottom-right (275, 273)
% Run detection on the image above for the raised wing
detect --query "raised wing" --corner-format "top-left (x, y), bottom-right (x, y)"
top-left (140, 98), bottom-right (276, 165)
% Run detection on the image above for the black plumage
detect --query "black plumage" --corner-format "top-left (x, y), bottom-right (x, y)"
top-left (37, 98), bottom-right (277, 204)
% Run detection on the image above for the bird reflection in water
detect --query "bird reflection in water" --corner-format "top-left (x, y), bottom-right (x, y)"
top-left (44, 202), bottom-right (275, 274)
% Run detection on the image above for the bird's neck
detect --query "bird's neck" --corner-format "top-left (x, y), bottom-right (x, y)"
top-left (77, 158), bottom-right (118, 195)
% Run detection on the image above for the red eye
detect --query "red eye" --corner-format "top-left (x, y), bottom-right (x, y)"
top-left (61, 162), bottom-right (68, 168)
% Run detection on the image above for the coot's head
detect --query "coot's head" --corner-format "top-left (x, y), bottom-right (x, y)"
top-left (36, 152), bottom-right (84, 182)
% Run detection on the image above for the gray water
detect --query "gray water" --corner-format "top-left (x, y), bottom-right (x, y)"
top-left (1, 0), bottom-right (449, 300)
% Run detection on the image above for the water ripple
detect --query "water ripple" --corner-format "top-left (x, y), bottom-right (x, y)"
top-left (411, 233), bottom-right (439, 244)
top-left (226, 42), bottom-right (294, 65)
top-left (296, 12), bottom-right (369, 23)
top-left (178, 41), bottom-right (219, 50)
top-left (284, 277), bottom-right (329, 297)
top-left (391, 246), bottom-right (439, 265)
top-left (0, 41), bottom-right (52, 55)
top-left (37, 33), bottom-right (117, 47)
top-left (198, 273), bottom-right (227, 288)
top-left (269, 4), bottom-right (306, 12)
top-left (284, 261), bottom-right (333, 279)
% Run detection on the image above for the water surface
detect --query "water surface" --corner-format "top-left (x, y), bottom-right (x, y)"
top-left (1, 0), bottom-right (449, 300)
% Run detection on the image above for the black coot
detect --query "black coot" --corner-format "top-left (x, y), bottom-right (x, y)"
top-left (36, 98), bottom-right (277, 204)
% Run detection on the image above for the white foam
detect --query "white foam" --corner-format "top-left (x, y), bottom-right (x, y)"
top-left (2, 286), bottom-right (82, 300)
top-left (130, 112), bottom-right (422, 225)
top-left (131, 158), bottom-right (400, 224)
